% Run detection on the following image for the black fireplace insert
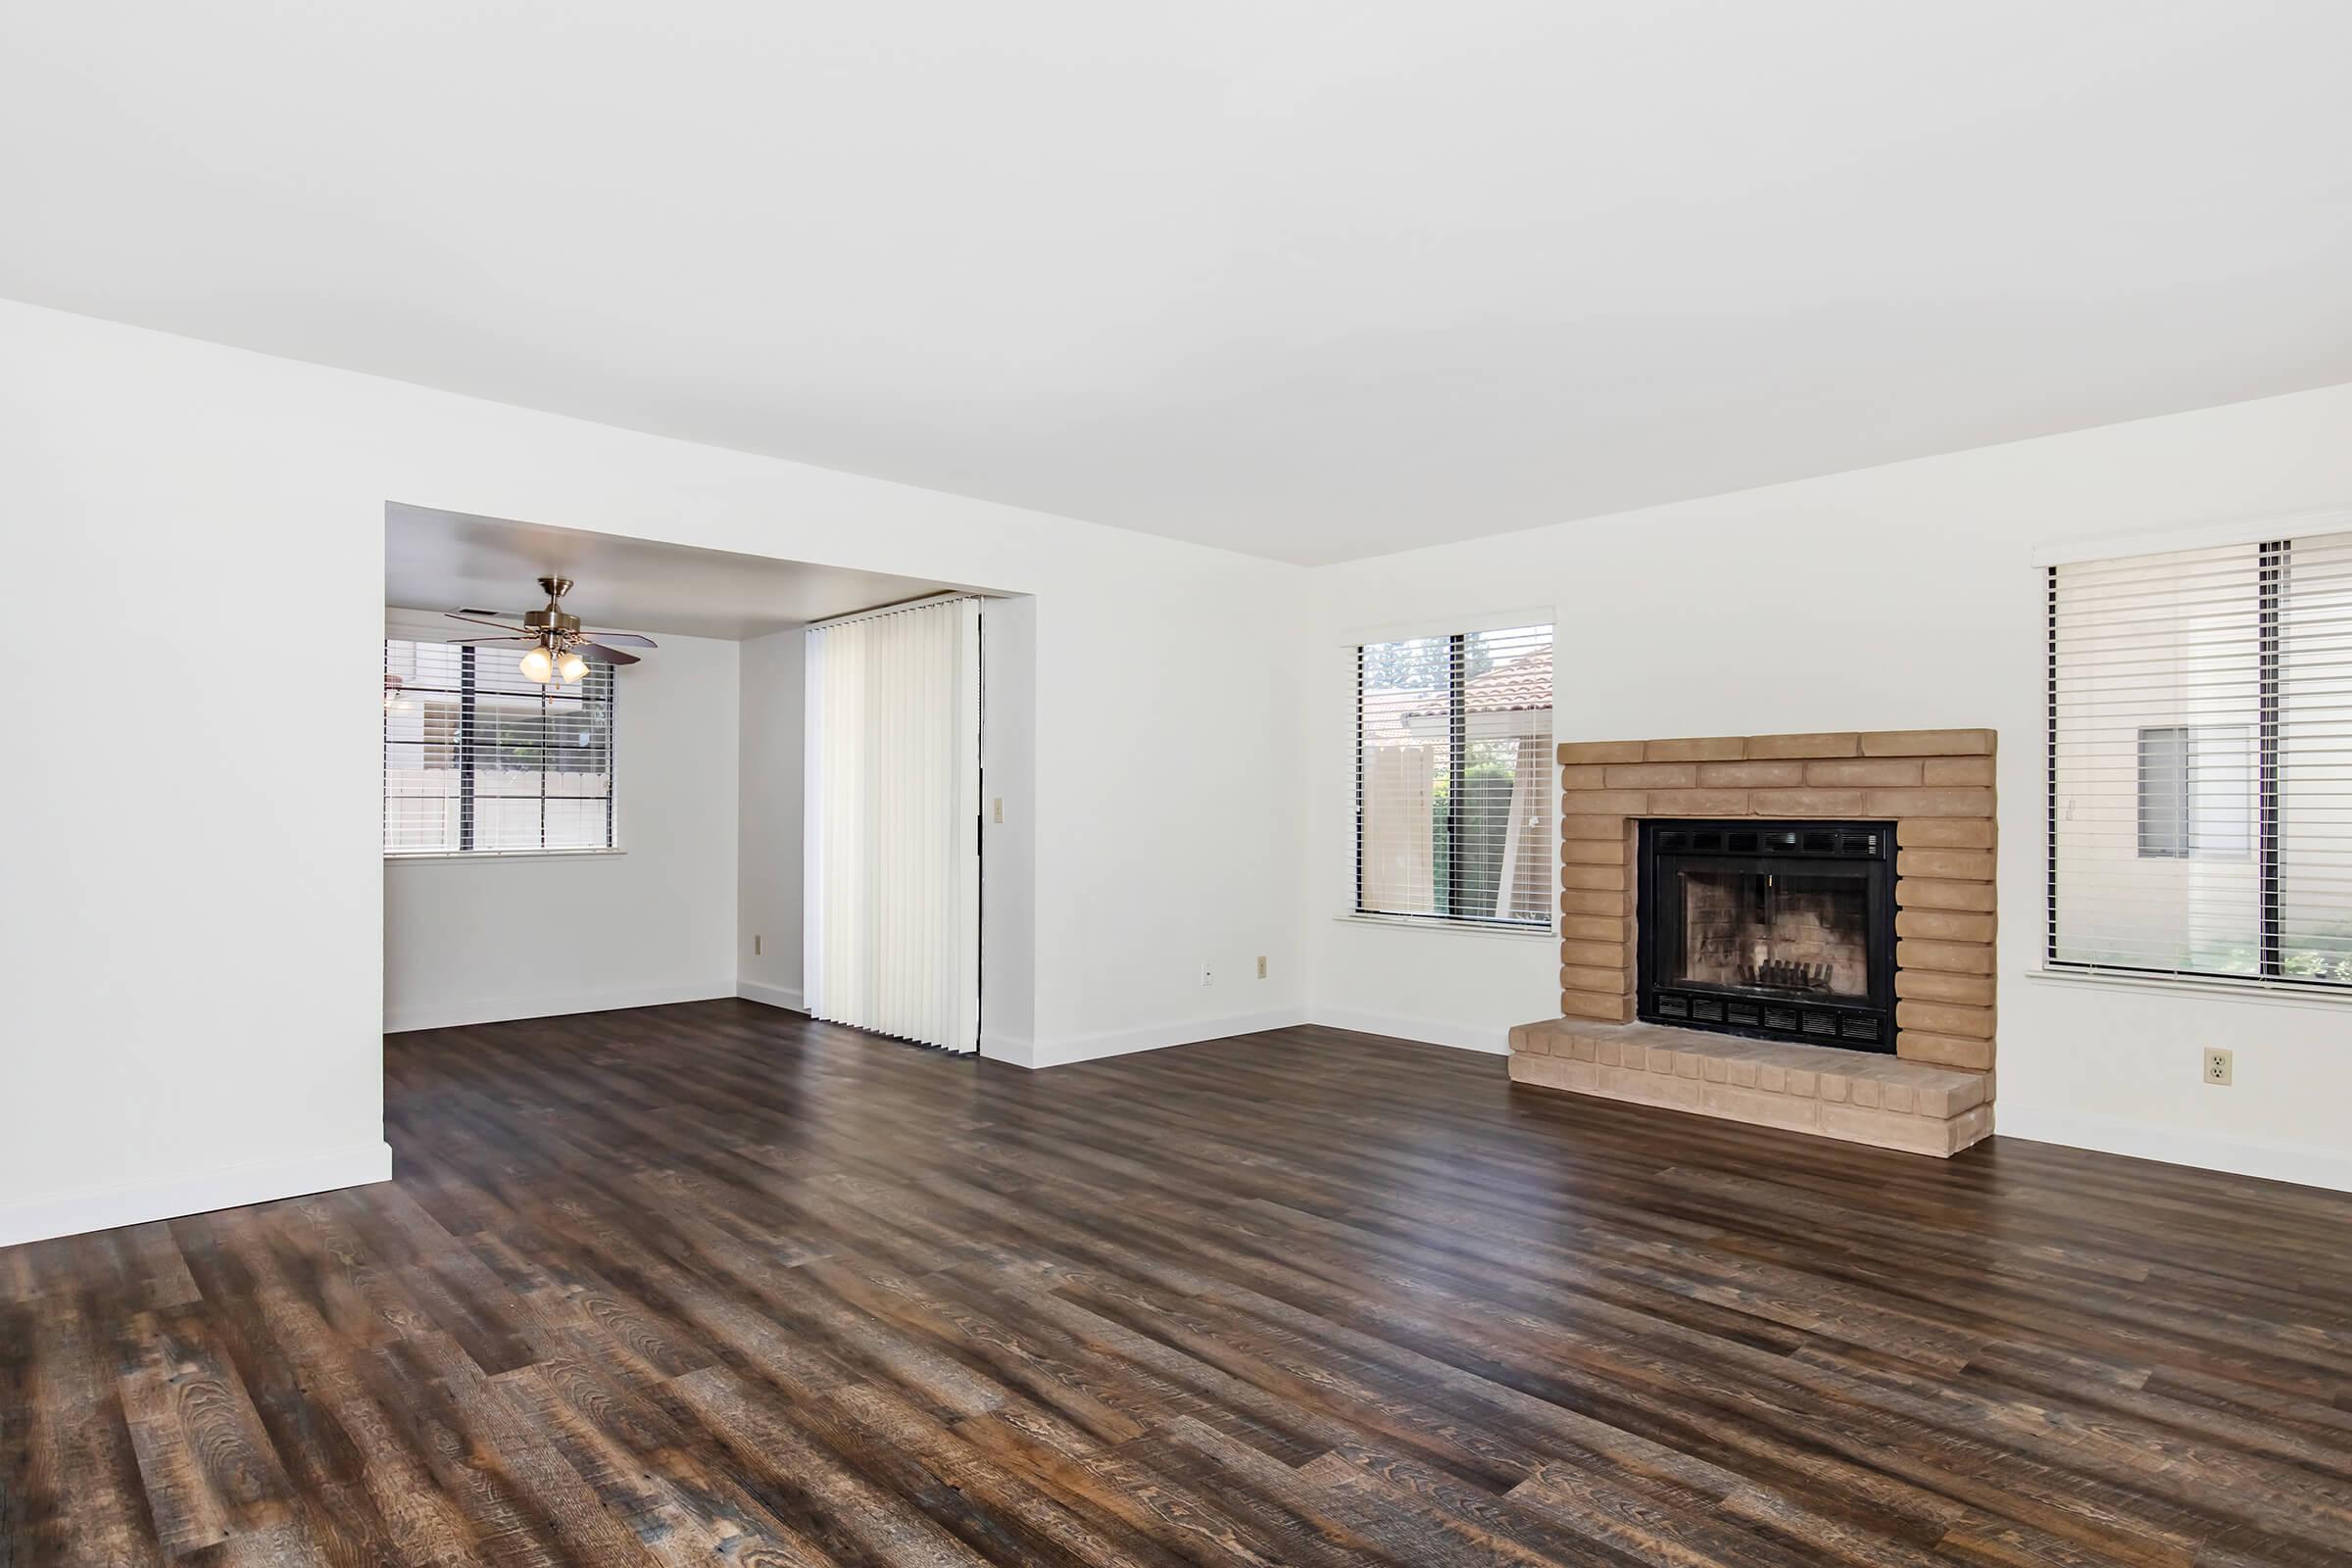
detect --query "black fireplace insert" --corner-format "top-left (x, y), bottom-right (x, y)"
top-left (1637, 819), bottom-right (1896, 1051)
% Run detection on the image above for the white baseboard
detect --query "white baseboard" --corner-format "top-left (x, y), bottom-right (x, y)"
top-left (384, 980), bottom-right (738, 1033)
top-left (1010, 1007), bottom-right (1308, 1070)
top-left (979, 1030), bottom-right (1037, 1067)
top-left (0, 1140), bottom-right (394, 1249)
top-left (737, 980), bottom-right (807, 1013)
top-left (1304, 1004), bottom-right (1511, 1055)
top-left (1997, 1106), bottom-right (2352, 1194)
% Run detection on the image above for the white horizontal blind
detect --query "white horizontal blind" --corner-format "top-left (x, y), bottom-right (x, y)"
top-left (1357, 623), bottom-right (1554, 927)
top-left (2048, 531), bottom-right (2352, 985)
top-left (383, 639), bottom-right (616, 855)
top-left (803, 598), bottom-right (982, 1053)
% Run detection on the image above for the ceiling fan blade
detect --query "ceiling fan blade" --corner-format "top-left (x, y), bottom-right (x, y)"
top-left (579, 643), bottom-right (641, 665)
top-left (580, 632), bottom-right (657, 648)
top-left (444, 634), bottom-right (536, 644)
top-left (445, 612), bottom-right (532, 634)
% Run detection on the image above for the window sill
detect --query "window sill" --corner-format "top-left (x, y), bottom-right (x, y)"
top-left (1335, 912), bottom-right (1556, 943)
top-left (386, 849), bottom-right (626, 863)
top-left (2025, 964), bottom-right (2352, 1012)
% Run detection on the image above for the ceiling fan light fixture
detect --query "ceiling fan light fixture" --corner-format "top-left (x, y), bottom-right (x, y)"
top-left (447, 578), bottom-right (656, 683)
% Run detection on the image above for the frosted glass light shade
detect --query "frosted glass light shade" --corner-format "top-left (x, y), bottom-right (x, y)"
top-left (555, 650), bottom-right (588, 684)
top-left (517, 645), bottom-right (556, 682)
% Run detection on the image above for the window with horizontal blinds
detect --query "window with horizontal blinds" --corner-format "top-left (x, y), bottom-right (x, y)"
top-left (383, 639), bottom-right (616, 855)
top-left (2048, 531), bottom-right (2352, 985)
top-left (1356, 623), bottom-right (1554, 927)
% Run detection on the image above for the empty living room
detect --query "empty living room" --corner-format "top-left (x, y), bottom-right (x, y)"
top-left (9, 3), bottom-right (2352, 1564)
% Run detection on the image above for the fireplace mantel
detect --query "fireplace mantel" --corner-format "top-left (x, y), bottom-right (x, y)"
top-left (1511, 728), bottom-right (1996, 1155)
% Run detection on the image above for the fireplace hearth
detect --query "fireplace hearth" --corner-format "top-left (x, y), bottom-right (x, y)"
top-left (1637, 819), bottom-right (1896, 1051)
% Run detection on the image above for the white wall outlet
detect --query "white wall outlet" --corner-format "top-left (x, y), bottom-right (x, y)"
top-left (1200, 962), bottom-right (1214, 987)
top-left (993, 797), bottom-right (1004, 823)
top-left (1256, 955), bottom-right (1268, 979)
top-left (754, 933), bottom-right (762, 956)
top-left (2204, 1047), bottom-right (2233, 1086)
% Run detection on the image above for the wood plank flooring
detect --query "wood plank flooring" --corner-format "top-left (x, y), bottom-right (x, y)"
top-left (6, 1000), bottom-right (2352, 1565)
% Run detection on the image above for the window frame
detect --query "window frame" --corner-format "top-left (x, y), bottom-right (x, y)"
top-left (1351, 620), bottom-right (1555, 933)
top-left (383, 638), bottom-right (619, 858)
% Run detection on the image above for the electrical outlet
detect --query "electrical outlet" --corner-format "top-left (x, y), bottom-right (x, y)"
top-left (2205, 1048), bottom-right (2233, 1086)
top-left (1200, 962), bottom-right (1214, 988)
top-left (1256, 955), bottom-right (1268, 980)
top-left (754, 934), bottom-right (762, 956)
top-left (993, 798), bottom-right (1004, 823)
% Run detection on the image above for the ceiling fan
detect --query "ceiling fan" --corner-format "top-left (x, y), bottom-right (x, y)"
top-left (445, 576), bottom-right (658, 685)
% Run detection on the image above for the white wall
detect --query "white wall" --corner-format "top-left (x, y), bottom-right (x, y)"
top-left (977, 596), bottom-right (1042, 1061)
top-left (736, 625), bottom-right (806, 1011)
top-left (0, 297), bottom-right (1305, 1245)
top-left (1307, 380), bottom-right (2352, 1192)
top-left (738, 629), bottom-right (813, 1010)
top-left (382, 614), bottom-right (741, 1032)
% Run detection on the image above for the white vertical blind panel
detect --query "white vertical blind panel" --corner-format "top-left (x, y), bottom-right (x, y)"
top-left (2049, 530), bottom-right (2352, 985)
top-left (804, 599), bottom-right (981, 1052)
top-left (1356, 623), bottom-right (1553, 926)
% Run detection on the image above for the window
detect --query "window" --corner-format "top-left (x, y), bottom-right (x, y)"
top-left (1356, 623), bottom-right (1553, 927)
top-left (2049, 531), bottom-right (2352, 985)
top-left (383, 638), bottom-right (616, 855)
top-left (2135, 725), bottom-right (2252, 860)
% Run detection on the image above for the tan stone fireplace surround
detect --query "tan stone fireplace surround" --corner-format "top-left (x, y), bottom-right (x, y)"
top-left (1509, 728), bottom-right (1996, 1155)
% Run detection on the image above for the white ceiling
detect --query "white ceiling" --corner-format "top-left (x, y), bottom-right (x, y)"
top-left (6, 3), bottom-right (2350, 565)
top-left (386, 504), bottom-right (970, 641)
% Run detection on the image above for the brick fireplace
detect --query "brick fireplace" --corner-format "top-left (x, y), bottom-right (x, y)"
top-left (1509, 728), bottom-right (1995, 1155)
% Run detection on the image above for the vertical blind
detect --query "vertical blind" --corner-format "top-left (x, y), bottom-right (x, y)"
top-left (804, 598), bottom-right (983, 1053)
top-left (2048, 529), bottom-right (2352, 985)
top-left (383, 639), bottom-right (616, 855)
top-left (1356, 622), bottom-right (1554, 927)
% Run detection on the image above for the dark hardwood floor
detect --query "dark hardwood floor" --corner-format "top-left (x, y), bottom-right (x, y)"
top-left (6, 1001), bottom-right (2352, 1565)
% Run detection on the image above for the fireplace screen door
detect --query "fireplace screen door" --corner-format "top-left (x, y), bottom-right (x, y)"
top-left (1664, 865), bottom-right (1875, 1001)
top-left (1638, 821), bottom-right (1897, 1049)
